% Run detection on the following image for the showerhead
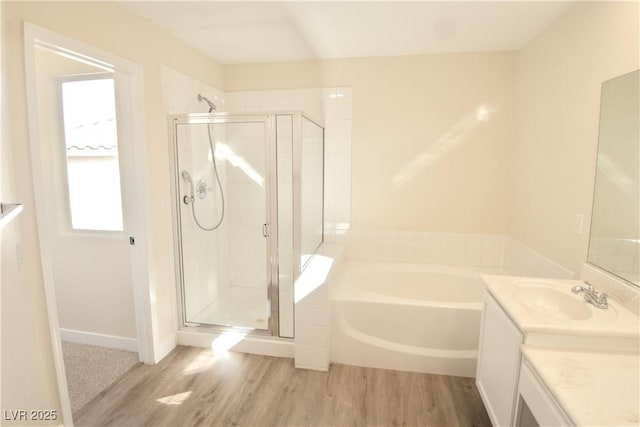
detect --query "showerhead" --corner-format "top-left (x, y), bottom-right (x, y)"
top-left (198, 94), bottom-right (217, 113)
top-left (181, 170), bottom-right (193, 183)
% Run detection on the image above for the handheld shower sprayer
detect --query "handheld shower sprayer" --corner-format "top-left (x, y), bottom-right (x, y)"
top-left (179, 119), bottom-right (225, 231)
top-left (181, 170), bottom-right (195, 205)
top-left (198, 94), bottom-right (217, 113)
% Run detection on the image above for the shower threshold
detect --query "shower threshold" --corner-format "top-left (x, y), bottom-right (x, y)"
top-left (189, 291), bottom-right (269, 330)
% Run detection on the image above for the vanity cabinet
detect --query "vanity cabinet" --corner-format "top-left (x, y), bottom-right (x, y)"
top-left (479, 274), bottom-right (640, 427)
top-left (476, 292), bottom-right (524, 427)
top-left (515, 359), bottom-right (571, 427)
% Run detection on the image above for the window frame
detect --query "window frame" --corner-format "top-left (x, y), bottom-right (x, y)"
top-left (56, 72), bottom-right (126, 236)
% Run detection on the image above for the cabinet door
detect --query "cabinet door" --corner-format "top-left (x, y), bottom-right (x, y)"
top-left (476, 293), bottom-right (524, 426)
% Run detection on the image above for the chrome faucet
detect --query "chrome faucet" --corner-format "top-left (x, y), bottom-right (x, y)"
top-left (571, 281), bottom-right (608, 309)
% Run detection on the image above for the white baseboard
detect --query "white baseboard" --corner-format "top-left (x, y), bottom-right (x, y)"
top-left (294, 363), bottom-right (330, 372)
top-left (59, 328), bottom-right (138, 352)
top-left (156, 333), bottom-right (177, 363)
top-left (177, 329), bottom-right (294, 358)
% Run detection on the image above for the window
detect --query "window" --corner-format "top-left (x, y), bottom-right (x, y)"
top-left (60, 77), bottom-right (124, 231)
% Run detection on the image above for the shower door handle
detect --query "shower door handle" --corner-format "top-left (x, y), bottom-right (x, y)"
top-left (263, 223), bottom-right (270, 238)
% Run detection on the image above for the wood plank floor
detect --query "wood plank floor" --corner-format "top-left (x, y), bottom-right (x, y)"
top-left (75, 346), bottom-right (491, 427)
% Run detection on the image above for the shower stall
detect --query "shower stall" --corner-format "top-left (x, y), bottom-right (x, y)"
top-left (169, 112), bottom-right (324, 338)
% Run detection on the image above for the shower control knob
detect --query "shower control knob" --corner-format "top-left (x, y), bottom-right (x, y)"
top-left (196, 179), bottom-right (208, 200)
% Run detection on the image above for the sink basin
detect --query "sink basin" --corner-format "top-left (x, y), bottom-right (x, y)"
top-left (516, 283), bottom-right (592, 321)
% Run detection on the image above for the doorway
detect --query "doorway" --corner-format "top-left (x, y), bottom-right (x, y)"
top-left (23, 23), bottom-right (154, 425)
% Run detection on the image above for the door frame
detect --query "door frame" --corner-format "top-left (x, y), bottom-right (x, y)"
top-left (168, 113), bottom-right (280, 336)
top-left (23, 22), bottom-right (157, 425)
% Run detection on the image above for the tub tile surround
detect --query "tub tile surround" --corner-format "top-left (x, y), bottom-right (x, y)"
top-left (340, 228), bottom-right (640, 317)
top-left (341, 230), bottom-right (576, 280)
top-left (344, 230), bottom-right (505, 267)
top-left (503, 237), bottom-right (574, 279)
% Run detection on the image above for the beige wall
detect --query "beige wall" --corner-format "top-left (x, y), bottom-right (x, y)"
top-left (2, 1), bottom-right (223, 422)
top-left (226, 52), bottom-right (516, 233)
top-left (510, 1), bottom-right (639, 276)
top-left (2, 40), bottom-right (62, 427)
top-left (227, 1), bottom-right (639, 275)
top-left (1, 100), bottom-right (62, 422)
top-left (34, 48), bottom-right (137, 340)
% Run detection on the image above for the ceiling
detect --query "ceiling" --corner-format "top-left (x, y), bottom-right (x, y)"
top-left (122, 1), bottom-right (574, 64)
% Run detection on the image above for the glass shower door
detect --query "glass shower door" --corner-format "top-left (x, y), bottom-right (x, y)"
top-left (173, 116), bottom-right (273, 332)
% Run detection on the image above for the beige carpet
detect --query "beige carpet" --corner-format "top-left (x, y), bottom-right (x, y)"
top-left (62, 341), bottom-right (139, 415)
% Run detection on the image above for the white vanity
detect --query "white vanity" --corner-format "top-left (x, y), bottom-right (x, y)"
top-left (519, 346), bottom-right (639, 426)
top-left (476, 275), bottom-right (639, 426)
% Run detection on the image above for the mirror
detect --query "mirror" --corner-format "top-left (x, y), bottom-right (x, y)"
top-left (588, 70), bottom-right (639, 286)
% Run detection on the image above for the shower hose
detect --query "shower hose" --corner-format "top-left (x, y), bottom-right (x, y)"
top-left (187, 123), bottom-right (225, 231)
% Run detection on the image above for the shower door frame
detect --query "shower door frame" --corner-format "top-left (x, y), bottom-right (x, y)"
top-left (169, 113), bottom-right (280, 337)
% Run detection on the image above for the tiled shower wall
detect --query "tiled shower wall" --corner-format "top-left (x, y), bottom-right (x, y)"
top-left (162, 66), bottom-right (228, 320)
top-left (218, 121), bottom-right (269, 292)
top-left (173, 124), bottom-right (227, 320)
top-left (162, 67), bottom-right (354, 265)
top-left (301, 117), bottom-right (325, 262)
top-left (224, 88), bottom-right (353, 238)
top-left (161, 66), bottom-right (226, 116)
top-left (161, 68), bottom-right (353, 339)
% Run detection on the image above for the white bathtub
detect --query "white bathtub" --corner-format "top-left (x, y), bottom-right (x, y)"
top-left (330, 261), bottom-right (507, 377)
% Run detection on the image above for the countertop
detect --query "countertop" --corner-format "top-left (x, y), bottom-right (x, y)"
top-left (482, 274), bottom-right (640, 426)
top-left (481, 275), bottom-right (640, 339)
top-left (522, 346), bottom-right (640, 426)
